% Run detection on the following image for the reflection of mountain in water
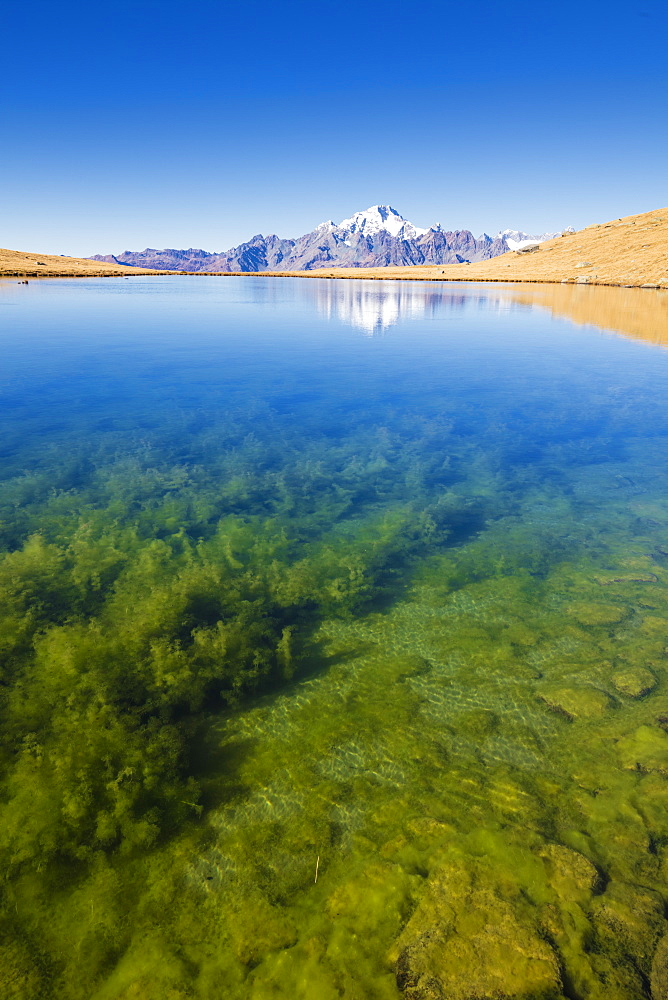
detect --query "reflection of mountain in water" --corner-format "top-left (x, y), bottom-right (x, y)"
top-left (308, 279), bottom-right (515, 334)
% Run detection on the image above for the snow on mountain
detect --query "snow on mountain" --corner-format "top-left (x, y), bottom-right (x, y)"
top-left (505, 238), bottom-right (540, 252)
top-left (336, 205), bottom-right (429, 240)
top-left (291, 211), bottom-right (561, 246)
top-left (495, 227), bottom-right (575, 252)
top-left (495, 227), bottom-right (570, 244)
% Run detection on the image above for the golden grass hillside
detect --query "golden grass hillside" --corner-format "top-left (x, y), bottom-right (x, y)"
top-left (255, 206), bottom-right (668, 288)
top-left (0, 247), bottom-right (165, 277)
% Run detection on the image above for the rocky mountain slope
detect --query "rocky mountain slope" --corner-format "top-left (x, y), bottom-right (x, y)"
top-left (270, 207), bottom-right (668, 290)
top-left (90, 206), bottom-right (563, 272)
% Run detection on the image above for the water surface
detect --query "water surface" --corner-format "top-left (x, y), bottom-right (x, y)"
top-left (1, 277), bottom-right (667, 1000)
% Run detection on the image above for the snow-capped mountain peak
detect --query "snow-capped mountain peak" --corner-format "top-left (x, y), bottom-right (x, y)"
top-left (495, 228), bottom-right (563, 244)
top-left (91, 207), bottom-right (570, 273)
top-left (336, 205), bottom-right (429, 240)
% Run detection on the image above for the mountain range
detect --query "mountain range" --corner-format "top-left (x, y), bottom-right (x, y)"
top-left (90, 205), bottom-right (566, 272)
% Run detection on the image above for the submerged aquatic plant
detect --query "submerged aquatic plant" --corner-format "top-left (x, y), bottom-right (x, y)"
top-left (1, 279), bottom-right (668, 998)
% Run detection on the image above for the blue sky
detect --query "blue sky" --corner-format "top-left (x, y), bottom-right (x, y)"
top-left (2, 0), bottom-right (666, 255)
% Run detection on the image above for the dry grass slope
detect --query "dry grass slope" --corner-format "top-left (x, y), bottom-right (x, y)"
top-left (0, 247), bottom-right (166, 277)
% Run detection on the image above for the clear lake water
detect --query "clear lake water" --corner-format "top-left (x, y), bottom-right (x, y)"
top-left (1, 276), bottom-right (667, 999)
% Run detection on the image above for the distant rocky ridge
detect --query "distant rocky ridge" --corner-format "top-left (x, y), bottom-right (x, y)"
top-left (90, 205), bottom-right (565, 272)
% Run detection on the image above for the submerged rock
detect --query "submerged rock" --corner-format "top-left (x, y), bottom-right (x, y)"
top-left (593, 882), bottom-right (665, 980)
top-left (567, 602), bottom-right (628, 626)
top-left (640, 615), bottom-right (668, 635)
top-left (539, 685), bottom-right (613, 720)
top-left (326, 863), bottom-right (417, 941)
top-left (228, 895), bottom-right (297, 965)
top-left (390, 860), bottom-right (562, 1000)
top-left (538, 843), bottom-right (600, 894)
top-left (616, 725), bottom-right (668, 774)
top-left (594, 571), bottom-right (657, 585)
top-left (612, 666), bottom-right (657, 698)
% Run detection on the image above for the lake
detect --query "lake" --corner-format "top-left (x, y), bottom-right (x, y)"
top-left (1, 276), bottom-right (667, 1000)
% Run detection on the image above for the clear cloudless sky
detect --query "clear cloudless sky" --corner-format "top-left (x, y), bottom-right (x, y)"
top-left (1, 0), bottom-right (666, 255)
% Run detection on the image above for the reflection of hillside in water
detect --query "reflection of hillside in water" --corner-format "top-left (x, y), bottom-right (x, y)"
top-left (307, 279), bottom-right (519, 333)
top-left (508, 283), bottom-right (668, 348)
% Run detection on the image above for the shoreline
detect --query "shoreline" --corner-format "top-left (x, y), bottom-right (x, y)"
top-left (2, 272), bottom-right (666, 290)
top-left (2, 268), bottom-right (666, 290)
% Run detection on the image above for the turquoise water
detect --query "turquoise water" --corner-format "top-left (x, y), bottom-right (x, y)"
top-left (1, 276), bottom-right (667, 999)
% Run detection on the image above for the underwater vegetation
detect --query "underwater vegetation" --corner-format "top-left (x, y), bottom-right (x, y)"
top-left (1, 277), bottom-right (668, 998)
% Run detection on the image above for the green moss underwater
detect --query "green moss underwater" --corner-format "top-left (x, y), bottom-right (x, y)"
top-left (1, 278), bottom-right (668, 999)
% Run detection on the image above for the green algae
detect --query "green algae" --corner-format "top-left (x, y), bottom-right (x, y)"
top-left (5, 475), bottom-right (667, 998)
top-left (2, 287), bottom-right (668, 997)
